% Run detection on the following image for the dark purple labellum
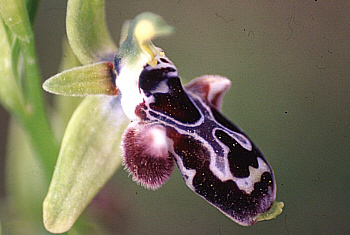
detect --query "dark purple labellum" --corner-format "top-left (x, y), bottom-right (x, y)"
top-left (119, 53), bottom-right (277, 226)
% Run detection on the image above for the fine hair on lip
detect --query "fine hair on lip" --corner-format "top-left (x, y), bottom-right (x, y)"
top-left (122, 123), bottom-right (174, 190)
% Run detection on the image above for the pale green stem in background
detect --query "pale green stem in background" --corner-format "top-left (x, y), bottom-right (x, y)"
top-left (0, 0), bottom-right (58, 178)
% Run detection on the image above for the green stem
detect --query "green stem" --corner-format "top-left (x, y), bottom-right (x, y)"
top-left (18, 31), bottom-right (59, 179)
top-left (0, 0), bottom-right (59, 179)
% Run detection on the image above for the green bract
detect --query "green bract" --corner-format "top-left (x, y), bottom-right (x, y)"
top-left (42, 0), bottom-right (174, 233)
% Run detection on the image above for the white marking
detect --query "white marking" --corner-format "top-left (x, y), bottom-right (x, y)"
top-left (209, 127), bottom-right (270, 194)
top-left (168, 71), bottom-right (178, 77)
top-left (144, 125), bottom-right (168, 158)
top-left (116, 54), bottom-right (148, 120)
top-left (155, 80), bottom-right (170, 93)
top-left (143, 93), bottom-right (155, 104)
top-left (188, 92), bottom-right (252, 151)
top-left (235, 157), bottom-right (270, 194)
top-left (212, 127), bottom-right (252, 152)
top-left (145, 92), bottom-right (205, 128)
top-left (228, 131), bottom-right (252, 151)
top-left (209, 135), bottom-right (234, 182)
top-left (169, 126), bottom-right (270, 195)
top-left (144, 55), bottom-right (177, 72)
top-left (209, 127), bottom-right (252, 182)
top-left (118, 54), bottom-right (178, 120)
top-left (210, 154), bottom-right (270, 194)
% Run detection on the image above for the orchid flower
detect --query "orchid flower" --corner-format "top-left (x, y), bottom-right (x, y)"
top-left (42, 0), bottom-right (283, 233)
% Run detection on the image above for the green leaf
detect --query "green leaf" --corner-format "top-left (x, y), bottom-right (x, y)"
top-left (43, 96), bottom-right (130, 233)
top-left (66, 0), bottom-right (117, 65)
top-left (43, 62), bottom-right (118, 96)
top-left (4, 119), bottom-right (48, 234)
top-left (1, 0), bottom-right (59, 181)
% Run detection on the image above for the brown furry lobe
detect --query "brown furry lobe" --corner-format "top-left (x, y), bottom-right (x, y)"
top-left (122, 122), bottom-right (174, 190)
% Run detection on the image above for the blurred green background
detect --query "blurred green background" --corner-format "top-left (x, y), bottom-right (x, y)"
top-left (1, 0), bottom-right (349, 234)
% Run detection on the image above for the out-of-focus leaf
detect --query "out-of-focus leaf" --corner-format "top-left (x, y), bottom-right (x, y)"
top-left (4, 119), bottom-right (48, 234)
top-left (66, 0), bottom-right (117, 65)
top-left (0, 20), bottom-right (25, 116)
top-left (25, 0), bottom-right (40, 25)
top-left (43, 96), bottom-right (130, 233)
top-left (1, 0), bottom-right (59, 178)
top-left (43, 62), bottom-right (118, 96)
top-left (0, 0), bottom-right (33, 41)
top-left (256, 201), bottom-right (284, 223)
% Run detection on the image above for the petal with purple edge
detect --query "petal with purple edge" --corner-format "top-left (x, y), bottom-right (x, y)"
top-left (184, 75), bottom-right (231, 111)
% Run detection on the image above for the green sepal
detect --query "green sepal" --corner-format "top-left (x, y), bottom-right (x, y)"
top-left (256, 201), bottom-right (284, 223)
top-left (43, 62), bottom-right (118, 96)
top-left (66, 0), bottom-right (117, 65)
top-left (51, 38), bottom-right (83, 141)
top-left (43, 96), bottom-right (130, 233)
